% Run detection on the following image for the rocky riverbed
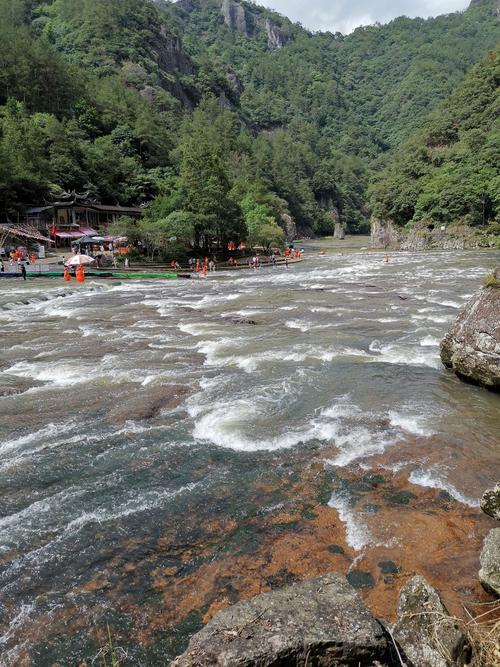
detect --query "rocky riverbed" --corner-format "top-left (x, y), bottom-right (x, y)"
top-left (0, 248), bottom-right (498, 665)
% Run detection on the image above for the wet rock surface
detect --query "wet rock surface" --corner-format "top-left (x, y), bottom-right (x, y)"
top-left (106, 384), bottom-right (191, 423)
top-left (481, 482), bottom-right (500, 520)
top-left (171, 573), bottom-right (389, 666)
top-left (440, 282), bottom-right (500, 390)
top-left (392, 575), bottom-right (468, 667)
top-left (479, 528), bottom-right (500, 597)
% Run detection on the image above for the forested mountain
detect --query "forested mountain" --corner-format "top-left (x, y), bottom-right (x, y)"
top-left (371, 48), bottom-right (500, 230)
top-left (0, 0), bottom-right (498, 242)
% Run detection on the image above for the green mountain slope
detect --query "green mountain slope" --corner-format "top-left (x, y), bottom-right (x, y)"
top-left (371, 47), bottom-right (500, 231)
top-left (0, 0), bottom-right (498, 239)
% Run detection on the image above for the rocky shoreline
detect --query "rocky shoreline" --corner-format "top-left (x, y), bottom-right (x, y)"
top-left (171, 484), bottom-right (500, 666)
top-left (371, 219), bottom-right (500, 252)
top-left (440, 270), bottom-right (500, 391)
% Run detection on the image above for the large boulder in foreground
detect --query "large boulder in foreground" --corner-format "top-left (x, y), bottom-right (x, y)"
top-left (393, 576), bottom-right (468, 667)
top-left (481, 482), bottom-right (500, 521)
top-left (171, 573), bottom-right (388, 666)
top-left (440, 278), bottom-right (500, 390)
top-left (479, 528), bottom-right (500, 597)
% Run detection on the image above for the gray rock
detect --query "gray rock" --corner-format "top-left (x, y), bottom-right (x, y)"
top-left (334, 223), bottom-right (346, 240)
top-left (479, 528), bottom-right (500, 597)
top-left (370, 218), bottom-right (403, 250)
top-left (440, 280), bottom-right (500, 390)
top-left (393, 575), bottom-right (467, 667)
top-left (263, 19), bottom-right (291, 50)
top-left (221, 0), bottom-right (247, 35)
top-left (481, 482), bottom-right (500, 520)
top-left (171, 573), bottom-right (388, 666)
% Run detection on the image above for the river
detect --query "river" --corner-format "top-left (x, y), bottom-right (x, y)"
top-left (0, 247), bottom-right (498, 665)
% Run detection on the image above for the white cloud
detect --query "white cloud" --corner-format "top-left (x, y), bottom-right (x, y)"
top-left (255, 0), bottom-right (471, 33)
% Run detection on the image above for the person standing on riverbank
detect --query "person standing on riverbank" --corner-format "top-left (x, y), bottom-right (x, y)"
top-left (21, 264), bottom-right (27, 280)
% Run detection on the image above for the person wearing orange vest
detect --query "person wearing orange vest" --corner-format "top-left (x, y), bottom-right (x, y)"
top-left (76, 265), bottom-right (85, 283)
top-left (195, 259), bottom-right (200, 272)
top-left (64, 266), bottom-right (71, 281)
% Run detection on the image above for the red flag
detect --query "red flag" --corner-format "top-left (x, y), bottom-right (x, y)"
top-left (51, 221), bottom-right (56, 239)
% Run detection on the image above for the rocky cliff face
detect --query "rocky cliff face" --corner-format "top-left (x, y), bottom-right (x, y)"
top-left (440, 277), bottom-right (500, 390)
top-left (371, 218), bottom-right (403, 250)
top-left (262, 18), bottom-right (291, 50)
top-left (221, 0), bottom-right (248, 35)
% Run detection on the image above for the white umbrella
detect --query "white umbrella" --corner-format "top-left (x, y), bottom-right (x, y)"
top-left (65, 254), bottom-right (96, 267)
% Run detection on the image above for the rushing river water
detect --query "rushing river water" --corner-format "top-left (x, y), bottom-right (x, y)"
top-left (0, 248), bottom-right (499, 665)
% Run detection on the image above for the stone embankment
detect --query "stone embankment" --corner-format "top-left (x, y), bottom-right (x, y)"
top-left (371, 219), bottom-right (498, 251)
top-left (440, 270), bottom-right (500, 390)
top-left (171, 573), bottom-right (469, 666)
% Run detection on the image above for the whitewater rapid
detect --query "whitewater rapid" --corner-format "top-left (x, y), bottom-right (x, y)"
top-left (0, 248), bottom-right (499, 665)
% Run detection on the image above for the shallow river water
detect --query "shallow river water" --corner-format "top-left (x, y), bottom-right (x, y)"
top-left (0, 248), bottom-right (499, 665)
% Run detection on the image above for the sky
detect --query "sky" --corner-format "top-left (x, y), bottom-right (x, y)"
top-left (255, 0), bottom-right (471, 34)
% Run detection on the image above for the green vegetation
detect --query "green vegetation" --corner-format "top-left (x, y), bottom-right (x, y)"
top-left (0, 0), bottom-right (499, 247)
top-left (371, 49), bottom-right (500, 229)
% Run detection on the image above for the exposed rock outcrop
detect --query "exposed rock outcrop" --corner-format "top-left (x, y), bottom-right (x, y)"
top-left (479, 528), bottom-right (500, 597)
top-left (334, 223), bottom-right (346, 240)
top-left (280, 212), bottom-right (297, 241)
top-left (171, 573), bottom-right (389, 666)
top-left (440, 279), bottom-right (500, 390)
top-left (481, 482), bottom-right (500, 520)
top-left (371, 218), bottom-right (403, 250)
top-left (263, 18), bottom-right (291, 50)
top-left (221, 0), bottom-right (248, 35)
top-left (393, 575), bottom-right (468, 667)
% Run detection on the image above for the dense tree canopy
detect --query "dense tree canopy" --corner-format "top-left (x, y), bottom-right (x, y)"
top-left (371, 48), bottom-right (500, 229)
top-left (0, 0), bottom-right (498, 243)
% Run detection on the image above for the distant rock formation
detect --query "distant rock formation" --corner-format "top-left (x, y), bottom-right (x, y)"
top-left (440, 275), bottom-right (500, 390)
top-left (479, 528), bottom-right (500, 597)
top-left (171, 573), bottom-right (389, 666)
top-left (221, 0), bottom-right (247, 35)
top-left (393, 575), bottom-right (468, 667)
top-left (371, 218), bottom-right (403, 250)
top-left (263, 18), bottom-right (290, 50)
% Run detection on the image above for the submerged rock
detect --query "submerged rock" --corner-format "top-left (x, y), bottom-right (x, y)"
top-left (440, 278), bottom-right (500, 390)
top-left (480, 482), bottom-right (500, 521)
top-left (171, 573), bottom-right (388, 666)
top-left (107, 384), bottom-right (190, 424)
top-left (479, 528), bottom-right (500, 597)
top-left (393, 575), bottom-right (468, 667)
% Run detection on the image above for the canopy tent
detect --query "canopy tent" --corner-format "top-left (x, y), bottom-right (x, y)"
top-left (1, 224), bottom-right (54, 244)
top-left (56, 231), bottom-right (83, 239)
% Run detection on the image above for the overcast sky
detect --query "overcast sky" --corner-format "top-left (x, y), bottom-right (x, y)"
top-left (256, 0), bottom-right (471, 34)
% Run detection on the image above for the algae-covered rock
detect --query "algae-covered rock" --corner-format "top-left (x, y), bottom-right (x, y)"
top-left (171, 573), bottom-right (388, 666)
top-left (440, 279), bottom-right (500, 390)
top-left (393, 575), bottom-right (467, 667)
top-left (481, 482), bottom-right (500, 521)
top-left (479, 528), bottom-right (500, 597)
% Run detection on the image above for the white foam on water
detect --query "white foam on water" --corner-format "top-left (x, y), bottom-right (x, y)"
top-left (420, 335), bottom-right (440, 347)
top-left (408, 470), bottom-right (479, 507)
top-left (328, 492), bottom-right (373, 551)
top-left (0, 421), bottom-right (78, 456)
top-left (389, 412), bottom-right (433, 437)
top-left (370, 344), bottom-right (441, 369)
top-left (285, 320), bottom-right (313, 332)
